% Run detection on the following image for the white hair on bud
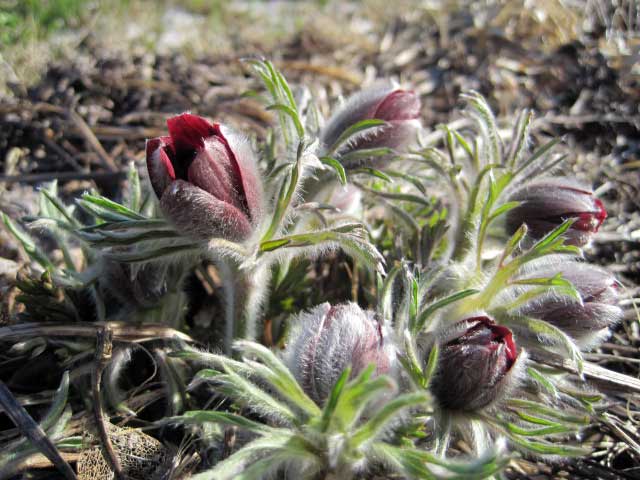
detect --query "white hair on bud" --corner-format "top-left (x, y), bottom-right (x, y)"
top-left (320, 82), bottom-right (396, 148)
top-left (282, 302), bottom-right (397, 406)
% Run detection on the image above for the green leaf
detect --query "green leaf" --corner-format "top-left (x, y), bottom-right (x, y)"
top-left (328, 119), bottom-right (387, 155)
top-left (422, 343), bottom-right (439, 389)
top-left (506, 315), bottom-right (584, 374)
top-left (333, 368), bottom-right (394, 430)
top-left (514, 137), bottom-right (562, 177)
top-left (105, 243), bottom-right (200, 263)
top-left (503, 421), bottom-right (572, 437)
top-left (385, 170), bottom-right (427, 195)
top-left (526, 367), bottom-right (559, 398)
top-left (453, 130), bottom-right (475, 165)
top-left (356, 182), bottom-right (432, 207)
top-left (507, 399), bottom-right (590, 425)
top-left (260, 224), bottom-right (384, 275)
top-left (275, 69), bottom-right (298, 113)
top-left (340, 147), bottom-right (394, 163)
top-left (2, 213), bottom-right (54, 271)
top-left (350, 392), bottom-right (428, 447)
top-left (267, 103), bottom-right (305, 139)
top-left (319, 367), bottom-right (350, 432)
top-left (378, 263), bottom-right (402, 322)
top-left (193, 431), bottom-right (313, 480)
top-left (353, 167), bottom-right (393, 183)
top-left (319, 156), bottom-right (347, 185)
top-left (498, 224), bottom-right (527, 266)
top-left (507, 109), bottom-right (533, 169)
top-left (39, 188), bottom-right (78, 228)
top-left (261, 141), bottom-right (304, 242)
top-left (259, 238), bottom-right (291, 252)
top-left (79, 193), bottom-right (145, 221)
top-left (461, 91), bottom-right (501, 166)
top-left (217, 367), bottom-right (298, 426)
top-left (488, 200), bottom-right (520, 223)
top-left (235, 341), bottom-right (321, 418)
top-left (174, 410), bottom-right (274, 434)
top-left (501, 430), bottom-right (588, 456)
top-left (413, 289), bottom-right (479, 334)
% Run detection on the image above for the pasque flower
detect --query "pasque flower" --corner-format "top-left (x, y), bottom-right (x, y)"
top-left (430, 316), bottom-right (519, 412)
top-left (146, 113), bottom-right (264, 241)
top-left (320, 84), bottom-right (421, 167)
top-left (517, 262), bottom-right (622, 346)
top-left (283, 302), bottom-right (396, 405)
top-left (505, 178), bottom-right (607, 247)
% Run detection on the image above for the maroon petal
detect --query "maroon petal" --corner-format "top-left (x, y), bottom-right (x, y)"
top-left (218, 126), bottom-right (265, 224)
top-left (374, 90), bottom-right (420, 121)
top-left (146, 137), bottom-right (176, 198)
top-left (187, 137), bottom-right (237, 207)
top-left (574, 198), bottom-right (607, 231)
top-left (167, 113), bottom-right (217, 155)
top-left (159, 180), bottom-right (252, 241)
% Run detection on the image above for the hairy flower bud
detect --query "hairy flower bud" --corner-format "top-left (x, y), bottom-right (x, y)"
top-left (320, 84), bottom-right (421, 167)
top-left (517, 262), bottom-right (622, 346)
top-left (283, 302), bottom-right (396, 405)
top-left (146, 113), bottom-right (264, 241)
top-left (430, 317), bottom-right (519, 412)
top-left (505, 178), bottom-right (607, 247)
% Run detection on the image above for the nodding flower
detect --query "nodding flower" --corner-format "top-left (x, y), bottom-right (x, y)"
top-left (146, 113), bottom-right (264, 241)
top-left (516, 262), bottom-right (622, 347)
top-left (320, 84), bottom-right (421, 168)
top-left (282, 302), bottom-right (396, 405)
top-left (430, 316), bottom-right (520, 412)
top-left (505, 178), bottom-right (607, 247)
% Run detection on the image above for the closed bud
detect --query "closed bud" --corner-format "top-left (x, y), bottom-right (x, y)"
top-left (430, 316), bottom-right (520, 412)
top-left (517, 262), bottom-right (622, 346)
top-left (283, 302), bottom-right (396, 405)
top-left (505, 178), bottom-right (607, 247)
top-left (146, 113), bottom-right (264, 241)
top-left (320, 84), bottom-right (421, 168)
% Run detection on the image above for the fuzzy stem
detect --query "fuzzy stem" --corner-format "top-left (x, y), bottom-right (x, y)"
top-left (237, 264), bottom-right (270, 342)
top-left (219, 260), bottom-right (270, 354)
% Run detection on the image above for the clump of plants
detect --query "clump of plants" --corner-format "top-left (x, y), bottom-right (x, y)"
top-left (1, 60), bottom-right (624, 479)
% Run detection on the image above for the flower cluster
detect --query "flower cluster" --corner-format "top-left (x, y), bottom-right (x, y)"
top-left (142, 83), bottom-right (619, 472)
top-left (6, 61), bottom-right (626, 480)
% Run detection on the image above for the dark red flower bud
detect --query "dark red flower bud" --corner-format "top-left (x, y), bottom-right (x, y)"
top-left (283, 303), bottom-right (396, 405)
top-left (320, 84), bottom-right (421, 167)
top-left (506, 178), bottom-right (607, 247)
top-left (518, 262), bottom-right (622, 346)
top-left (146, 114), bottom-right (264, 241)
top-left (431, 317), bottom-right (519, 412)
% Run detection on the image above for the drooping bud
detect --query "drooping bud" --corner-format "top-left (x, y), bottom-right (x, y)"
top-left (430, 316), bottom-right (520, 412)
top-left (146, 114), bottom-right (264, 241)
top-left (517, 262), bottom-right (622, 347)
top-left (320, 84), bottom-right (421, 168)
top-left (282, 302), bottom-right (396, 405)
top-left (505, 178), bottom-right (607, 247)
